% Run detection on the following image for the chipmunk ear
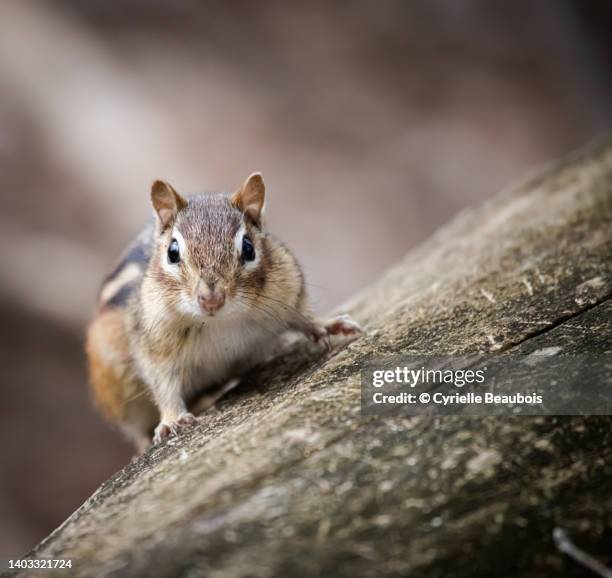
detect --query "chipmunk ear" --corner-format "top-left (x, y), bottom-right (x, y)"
top-left (231, 172), bottom-right (265, 226)
top-left (151, 180), bottom-right (187, 231)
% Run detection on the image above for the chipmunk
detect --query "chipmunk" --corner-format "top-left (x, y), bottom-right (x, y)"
top-left (86, 173), bottom-right (362, 452)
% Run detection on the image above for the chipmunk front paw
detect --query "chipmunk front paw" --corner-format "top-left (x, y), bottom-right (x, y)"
top-left (324, 314), bottom-right (362, 337)
top-left (153, 412), bottom-right (197, 444)
top-left (308, 314), bottom-right (363, 350)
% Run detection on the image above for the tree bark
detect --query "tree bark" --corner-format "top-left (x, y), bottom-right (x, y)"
top-left (5, 140), bottom-right (612, 578)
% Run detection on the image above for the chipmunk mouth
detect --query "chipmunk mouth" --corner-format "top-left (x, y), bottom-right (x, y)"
top-left (183, 290), bottom-right (242, 322)
top-left (193, 297), bottom-right (234, 321)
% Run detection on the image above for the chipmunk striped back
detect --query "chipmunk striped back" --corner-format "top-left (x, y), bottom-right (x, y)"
top-left (96, 224), bottom-right (153, 312)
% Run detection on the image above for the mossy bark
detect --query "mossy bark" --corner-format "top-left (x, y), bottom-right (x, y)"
top-left (5, 140), bottom-right (612, 578)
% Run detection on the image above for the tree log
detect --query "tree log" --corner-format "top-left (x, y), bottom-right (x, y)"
top-left (5, 140), bottom-right (612, 578)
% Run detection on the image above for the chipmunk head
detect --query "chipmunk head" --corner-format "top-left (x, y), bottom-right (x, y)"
top-left (149, 173), bottom-right (268, 321)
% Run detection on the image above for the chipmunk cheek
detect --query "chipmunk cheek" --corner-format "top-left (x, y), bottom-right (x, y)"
top-left (250, 262), bottom-right (266, 291)
top-left (224, 278), bottom-right (237, 299)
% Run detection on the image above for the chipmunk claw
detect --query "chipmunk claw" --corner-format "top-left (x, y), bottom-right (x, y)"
top-left (153, 412), bottom-right (197, 444)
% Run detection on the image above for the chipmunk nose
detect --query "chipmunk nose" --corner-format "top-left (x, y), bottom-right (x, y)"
top-left (198, 288), bottom-right (225, 314)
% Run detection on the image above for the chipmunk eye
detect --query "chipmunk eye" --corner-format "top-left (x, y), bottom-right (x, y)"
top-left (242, 235), bottom-right (255, 262)
top-left (167, 238), bottom-right (181, 264)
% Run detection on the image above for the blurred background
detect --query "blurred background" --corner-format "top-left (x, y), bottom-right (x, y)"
top-left (1, 0), bottom-right (611, 558)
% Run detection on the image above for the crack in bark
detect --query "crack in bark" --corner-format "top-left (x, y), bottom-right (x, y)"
top-left (496, 291), bottom-right (612, 354)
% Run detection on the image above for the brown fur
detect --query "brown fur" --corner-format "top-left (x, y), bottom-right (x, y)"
top-left (86, 307), bottom-right (158, 447)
